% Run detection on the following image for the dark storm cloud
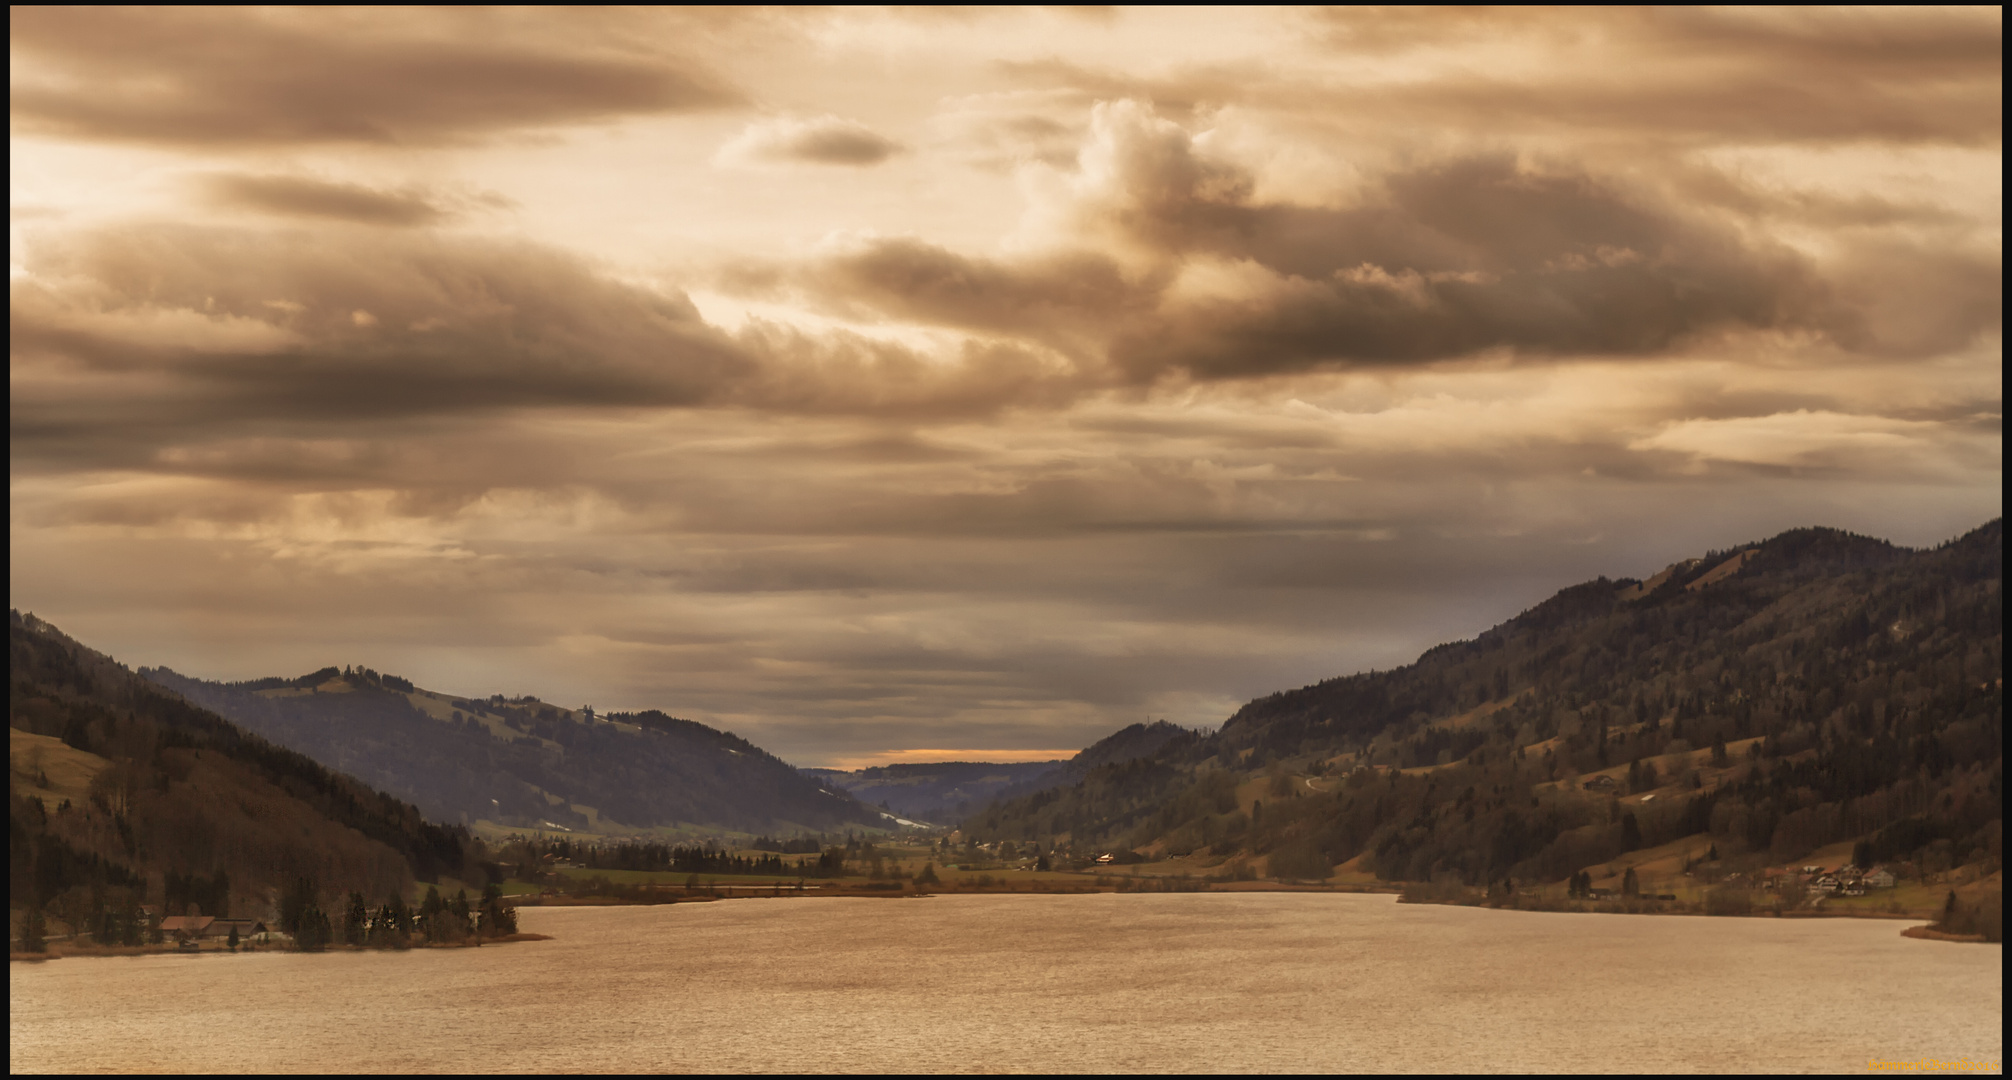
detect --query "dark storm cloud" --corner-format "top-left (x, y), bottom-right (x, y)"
top-left (9, 7), bottom-right (741, 146)
top-left (8, 223), bottom-right (1114, 480)
top-left (200, 174), bottom-right (458, 227)
top-left (1137, 153), bottom-right (1827, 375)
top-left (781, 129), bottom-right (1834, 382)
top-left (10, 225), bottom-right (750, 468)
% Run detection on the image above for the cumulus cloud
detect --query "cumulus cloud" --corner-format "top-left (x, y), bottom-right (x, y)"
top-left (716, 115), bottom-right (905, 167)
top-left (761, 103), bottom-right (1839, 383)
top-left (9, 7), bottom-right (741, 146)
top-left (932, 90), bottom-right (1086, 170)
top-left (769, 100), bottom-right (2001, 382)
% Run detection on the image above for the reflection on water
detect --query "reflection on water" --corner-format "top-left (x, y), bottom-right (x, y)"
top-left (10, 894), bottom-right (2003, 1073)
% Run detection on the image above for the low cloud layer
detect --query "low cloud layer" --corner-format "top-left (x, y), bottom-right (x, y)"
top-left (717, 115), bottom-right (906, 167)
top-left (9, 7), bottom-right (742, 145)
top-left (9, 8), bottom-right (2001, 765)
top-left (199, 174), bottom-right (463, 227)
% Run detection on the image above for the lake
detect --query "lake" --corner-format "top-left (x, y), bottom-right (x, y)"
top-left (10, 893), bottom-right (2002, 1073)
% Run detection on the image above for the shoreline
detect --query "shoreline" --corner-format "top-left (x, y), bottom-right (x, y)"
top-left (1391, 893), bottom-right (2000, 943)
top-left (20, 878), bottom-right (1992, 958)
top-left (10, 932), bottom-right (552, 963)
top-left (518, 876), bottom-right (1994, 944)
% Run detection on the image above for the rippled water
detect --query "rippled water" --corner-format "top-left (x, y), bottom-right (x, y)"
top-left (10, 894), bottom-right (2002, 1073)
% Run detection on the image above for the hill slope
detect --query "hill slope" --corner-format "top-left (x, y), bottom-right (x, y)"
top-left (965, 521), bottom-right (2003, 892)
top-left (140, 666), bottom-right (880, 838)
top-left (10, 612), bottom-right (471, 934)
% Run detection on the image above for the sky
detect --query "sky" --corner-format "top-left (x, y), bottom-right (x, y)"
top-left (9, 7), bottom-right (2002, 769)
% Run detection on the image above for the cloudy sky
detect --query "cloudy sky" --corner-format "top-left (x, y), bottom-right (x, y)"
top-left (10, 8), bottom-right (2001, 767)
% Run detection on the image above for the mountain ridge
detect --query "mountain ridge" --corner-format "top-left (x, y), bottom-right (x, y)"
top-left (964, 519), bottom-right (2003, 896)
top-left (140, 664), bottom-right (881, 839)
top-left (10, 610), bottom-right (473, 934)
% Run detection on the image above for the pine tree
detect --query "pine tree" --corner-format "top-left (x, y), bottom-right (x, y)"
top-left (342, 891), bottom-right (368, 947)
top-left (18, 905), bottom-right (47, 953)
top-left (279, 876), bottom-right (318, 935)
top-left (478, 883), bottom-right (514, 938)
top-left (416, 885), bottom-right (445, 942)
top-left (294, 903), bottom-right (331, 951)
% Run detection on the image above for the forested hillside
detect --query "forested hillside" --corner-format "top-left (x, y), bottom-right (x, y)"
top-left (141, 667), bottom-right (881, 837)
top-left (965, 521), bottom-right (2003, 893)
top-left (10, 612), bottom-right (470, 938)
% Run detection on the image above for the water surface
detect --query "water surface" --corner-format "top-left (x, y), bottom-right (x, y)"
top-left (11, 894), bottom-right (2002, 1073)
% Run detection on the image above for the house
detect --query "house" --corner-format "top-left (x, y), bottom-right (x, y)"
top-left (1583, 775), bottom-right (1618, 792)
top-left (1810, 874), bottom-right (1841, 895)
top-left (158, 915), bottom-right (215, 940)
top-left (1864, 867), bottom-right (1896, 889)
top-left (1761, 868), bottom-right (1808, 891)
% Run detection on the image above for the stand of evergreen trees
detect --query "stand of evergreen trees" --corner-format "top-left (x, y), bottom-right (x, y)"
top-left (510, 836), bottom-right (853, 877)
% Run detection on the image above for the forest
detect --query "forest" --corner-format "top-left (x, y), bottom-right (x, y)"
top-left (965, 522), bottom-right (2002, 902)
top-left (493, 835), bottom-right (884, 879)
top-left (10, 611), bottom-right (476, 950)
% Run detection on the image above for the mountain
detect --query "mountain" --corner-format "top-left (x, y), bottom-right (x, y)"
top-left (803, 761), bottom-right (1066, 824)
top-left (10, 611), bottom-right (471, 932)
top-left (806, 719), bottom-right (1194, 825)
top-left (964, 521), bottom-right (2003, 892)
top-left (140, 665), bottom-right (880, 838)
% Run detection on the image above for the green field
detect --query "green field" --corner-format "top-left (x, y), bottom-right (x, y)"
top-left (552, 867), bottom-right (839, 886)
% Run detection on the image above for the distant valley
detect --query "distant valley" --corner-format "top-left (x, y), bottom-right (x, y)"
top-left (802, 761), bottom-right (1064, 825)
top-left (804, 720), bottom-right (1191, 824)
